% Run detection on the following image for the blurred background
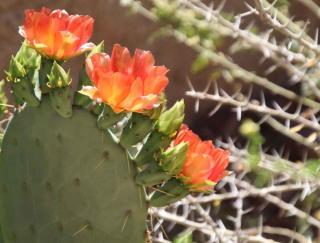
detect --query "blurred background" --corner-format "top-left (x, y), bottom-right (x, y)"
top-left (1, 0), bottom-right (320, 242)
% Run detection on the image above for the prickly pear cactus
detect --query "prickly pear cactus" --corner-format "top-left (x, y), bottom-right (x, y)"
top-left (0, 7), bottom-right (229, 243)
top-left (0, 98), bottom-right (147, 243)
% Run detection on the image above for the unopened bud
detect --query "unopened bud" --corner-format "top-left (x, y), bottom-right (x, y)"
top-left (47, 62), bottom-right (71, 88)
top-left (157, 100), bottom-right (185, 136)
top-left (160, 142), bottom-right (188, 176)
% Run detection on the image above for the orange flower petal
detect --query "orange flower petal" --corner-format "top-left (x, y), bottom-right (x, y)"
top-left (78, 86), bottom-right (98, 100)
top-left (84, 44), bottom-right (169, 113)
top-left (144, 75), bottom-right (169, 95)
top-left (20, 8), bottom-right (94, 60)
top-left (120, 78), bottom-right (143, 108)
top-left (172, 125), bottom-right (230, 191)
top-left (86, 53), bottom-right (111, 86)
top-left (182, 154), bottom-right (213, 184)
top-left (126, 94), bottom-right (158, 112)
top-left (96, 72), bottom-right (131, 107)
top-left (132, 49), bottom-right (155, 79)
top-left (208, 149), bottom-right (229, 182)
top-left (111, 44), bottom-right (132, 74)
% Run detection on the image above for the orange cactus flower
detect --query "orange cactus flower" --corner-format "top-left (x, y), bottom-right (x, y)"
top-left (81, 44), bottom-right (169, 113)
top-left (173, 124), bottom-right (229, 191)
top-left (19, 7), bottom-right (94, 60)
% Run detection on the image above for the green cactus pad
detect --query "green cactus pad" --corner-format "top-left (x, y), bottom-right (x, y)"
top-left (0, 98), bottom-right (147, 243)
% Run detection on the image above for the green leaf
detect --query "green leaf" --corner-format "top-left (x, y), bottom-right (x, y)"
top-left (173, 230), bottom-right (193, 243)
top-left (191, 53), bottom-right (210, 74)
top-left (303, 159), bottom-right (320, 177)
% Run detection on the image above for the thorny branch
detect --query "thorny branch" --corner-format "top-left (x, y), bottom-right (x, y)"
top-left (124, 0), bottom-right (320, 110)
top-left (120, 0), bottom-right (320, 242)
top-left (186, 85), bottom-right (320, 132)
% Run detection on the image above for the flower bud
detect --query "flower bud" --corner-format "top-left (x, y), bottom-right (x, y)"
top-left (157, 100), bottom-right (185, 136)
top-left (239, 119), bottom-right (260, 138)
top-left (160, 142), bottom-right (188, 176)
top-left (7, 56), bottom-right (26, 80)
top-left (47, 62), bottom-right (71, 88)
top-left (15, 42), bottom-right (41, 70)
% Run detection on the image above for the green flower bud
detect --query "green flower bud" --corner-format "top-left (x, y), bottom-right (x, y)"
top-left (150, 178), bottom-right (189, 207)
top-left (16, 42), bottom-right (41, 70)
top-left (239, 119), bottom-right (260, 138)
top-left (160, 142), bottom-right (188, 176)
top-left (157, 100), bottom-right (185, 136)
top-left (7, 56), bottom-right (26, 80)
top-left (47, 62), bottom-right (71, 88)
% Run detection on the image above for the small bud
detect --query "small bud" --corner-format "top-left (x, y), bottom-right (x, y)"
top-left (157, 100), bottom-right (185, 136)
top-left (16, 42), bottom-right (41, 70)
top-left (239, 119), bottom-right (260, 138)
top-left (7, 56), bottom-right (26, 80)
top-left (160, 142), bottom-right (188, 176)
top-left (47, 62), bottom-right (71, 88)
